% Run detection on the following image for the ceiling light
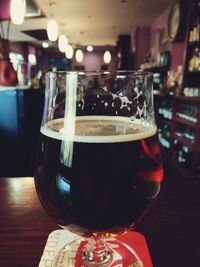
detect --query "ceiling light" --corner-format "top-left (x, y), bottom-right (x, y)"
top-left (10, 0), bottom-right (26, 25)
top-left (58, 34), bottom-right (68, 52)
top-left (75, 49), bottom-right (83, 63)
top-left (47, 2), bottom-right (58, 41)
top-left (87, 45), bottom-right (93, 52)
top-left (42, 42), bottom-right (49, 48)
top-left (103, 50), bottom-right (111, 64)
top-left (65, 45), bottom-right (74, 59)
top-left (47, 19), bottom-right (58, 41)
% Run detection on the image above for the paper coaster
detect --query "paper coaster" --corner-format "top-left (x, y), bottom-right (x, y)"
top-left (38, 230), bottom-right (153, 267)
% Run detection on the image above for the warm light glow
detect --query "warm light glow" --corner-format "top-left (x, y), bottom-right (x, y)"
top-left (65, 45), bottom-right (74, 59)
top-left (47, 19), bottom-right (58, 41)
top-left (28, 54), bottom-right (37, 65)
top-left (87, 45), bottom-right (93, 52)
top-left (58, 34), bottom-right (68, 52)
top-left (10, 0), bottom-right (26, 25)
top-left (103, 50), bottom-right (111, 64)
top-left (75, 49), bottom-right (83, 63)
top-left (42, 42), bottom-right (49, 48)
top-left (8, 178), bottom-right (38, 207)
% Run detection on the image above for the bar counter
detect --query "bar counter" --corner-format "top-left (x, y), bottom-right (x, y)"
top-left (0, 176), bottom-right (200, 267)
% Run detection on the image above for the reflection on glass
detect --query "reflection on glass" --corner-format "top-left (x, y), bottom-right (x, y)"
top-left (35, 71), bottom-right (163, 266)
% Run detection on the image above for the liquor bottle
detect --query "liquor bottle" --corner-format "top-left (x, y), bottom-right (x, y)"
top-left (189, 48), bottom-right (200, 72)
top-left (172, 139), bottom-right (182, 159)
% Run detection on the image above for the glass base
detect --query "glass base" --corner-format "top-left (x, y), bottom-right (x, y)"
top-left (52, 236), bottom-right (143, 267)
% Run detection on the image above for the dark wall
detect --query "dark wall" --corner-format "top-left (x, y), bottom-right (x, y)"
top-left (0, 88), bottom-right (44, 177)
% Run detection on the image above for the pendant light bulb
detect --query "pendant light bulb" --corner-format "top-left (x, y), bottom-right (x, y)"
top-left (65, 45), bottom-right (74, 59)
top-left (58, 34), bottom-right (68, 52)
top-left (75, 49), bottom-right (83, 63)
top-left (103, 50), bottom-right (111, 64)
top-left (10, 0), bottom-right (26, 25)
top-left (87, 45), bottom-right (93, 52)
top-left (47, 19), bottom-right (58, 41)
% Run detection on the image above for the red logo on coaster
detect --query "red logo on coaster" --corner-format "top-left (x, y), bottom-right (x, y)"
top-left (74, 231), bottom-right (153, 267)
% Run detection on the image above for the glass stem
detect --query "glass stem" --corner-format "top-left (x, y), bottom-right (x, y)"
top-left (83, 236), bottom-right (112, 265)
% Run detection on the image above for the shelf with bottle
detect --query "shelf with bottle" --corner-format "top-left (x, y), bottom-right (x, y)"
top-left (155, 95), bottom-right (172, 112)
top-left (154, 91), bottom-right (200, 177)
top-left (173, 101), bottom-right (198, 126)
top-left (173, 116), bottom-right (197, 128)
top-left (189, 0), bottom-right (200, 41)
top-left (171, 139), bottom-right (193, 169)
top-left (158, 129), bottom-right (171, 150)
top-left (173, 125), bottom-right (196, 149)
top-left (155, 0), bottom-right (200, 178)
top-left (174, 135), bottom-right (194, 149)
top-left (157, 121), bottom-right (171, 150)
top-left (165, 65), bottom-right (183, 96)
top-left (154, 96), bottom-right (173, 128)
top-left (182, 87), bottom-right (200, 98)
top-left (188, 47), bottom-right (200, 72)
top-left (158, 107), bottom-right (173, 120)
top-left (188, 18), bottom-right (200, 44)
top-left (187, 0), bottom-right (200, 74)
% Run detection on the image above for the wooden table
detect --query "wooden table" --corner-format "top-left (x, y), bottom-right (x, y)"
top-left (0, 176), bottom-right (200, 267)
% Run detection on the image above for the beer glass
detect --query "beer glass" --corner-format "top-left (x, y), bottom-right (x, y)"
top-left (35, 70), bottom-right (163, 266)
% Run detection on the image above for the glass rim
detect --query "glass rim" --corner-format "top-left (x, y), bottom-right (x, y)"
top-left (45, 70), bottom-right (153, 77)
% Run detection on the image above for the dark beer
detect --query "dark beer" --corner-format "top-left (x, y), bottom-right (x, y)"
top-left (35, 116), bottom-right (163, 234)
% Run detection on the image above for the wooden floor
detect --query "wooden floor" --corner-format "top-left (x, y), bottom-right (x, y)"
top-left (137, 163), bottom-right (200, 267)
